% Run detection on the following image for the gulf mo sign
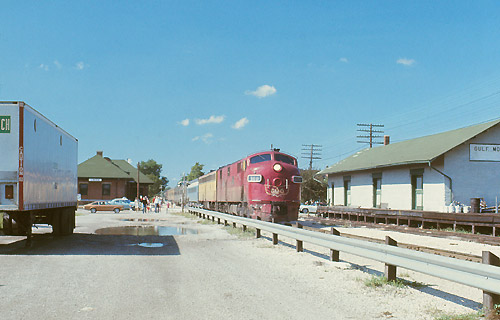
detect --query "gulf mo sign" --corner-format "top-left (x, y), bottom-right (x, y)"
top-left (0, 116), bottom-right (10, 133)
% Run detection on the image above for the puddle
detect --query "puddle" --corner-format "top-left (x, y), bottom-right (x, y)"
top-left (137, 243), bottom-right (164, 248)
top-left (95, 226), bottom-right (199, 236)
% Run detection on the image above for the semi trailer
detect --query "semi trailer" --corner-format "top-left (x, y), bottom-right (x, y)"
top-left (0, 101), bottom-right (78, 239)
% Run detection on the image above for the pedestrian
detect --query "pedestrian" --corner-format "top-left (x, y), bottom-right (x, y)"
top-left (154, 196), bottom-right (160, 213)
top-left (141, 196), bottom-right (148, 214)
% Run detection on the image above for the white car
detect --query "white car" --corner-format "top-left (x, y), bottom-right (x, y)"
top-left (300, 204), bottom-right (318, 214)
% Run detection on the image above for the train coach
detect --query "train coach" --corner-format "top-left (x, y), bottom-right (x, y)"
top-left (179, 149), bottom-right (302, 222)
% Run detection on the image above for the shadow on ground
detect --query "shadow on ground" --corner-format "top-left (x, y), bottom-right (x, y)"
top-left (0, 233), bottom-right (180, 256)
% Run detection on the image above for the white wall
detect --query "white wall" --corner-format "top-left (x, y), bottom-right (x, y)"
top-left (444, 125), bottom-right (500, 207)
top-left (327, 166), bottom-right (446, 211)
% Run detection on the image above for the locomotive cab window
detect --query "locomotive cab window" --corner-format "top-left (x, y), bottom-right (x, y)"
top-left (274, 154), bottom-right (295, 165)
top-left (250, 154), bottom-right (271, 164)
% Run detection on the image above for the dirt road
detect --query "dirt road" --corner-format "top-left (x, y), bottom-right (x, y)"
top-left (0, 209), bottom-right (482, 319)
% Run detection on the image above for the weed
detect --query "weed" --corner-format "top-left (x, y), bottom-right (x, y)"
top-left (197, 219), bottom-right (217, 225)
top-left (431, 310), bottom-right (483, 320)
top-left (363, 275), bottom-right (428, 289)
top-left (224, 225), bottom-right (256, 239)
top-left (171, 210), bottom-right (198, 219)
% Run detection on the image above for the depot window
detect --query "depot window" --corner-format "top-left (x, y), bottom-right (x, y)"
top-left (5, 185), bottom-right (14, 199)
top-left (102, 183), bottom-right (111, 196)
top-left (250, 154), bottom-right (271, 164)
top-left (79, 183), bottom-right (88, 196)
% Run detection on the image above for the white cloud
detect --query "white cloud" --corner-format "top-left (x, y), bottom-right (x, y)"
top-left (75, 61), bottom-right (86, 70)
top-left (192, 133), bottom-right (213, 144)
top-left (339, 57), bottom-right (349, 63)
top-left (245, 85), bottom-right (277, 98)
top-left (180, 119), bottom-right (190, 126)
top-left (195, 115), bottom-right (225, 125)
top-left (232, 117), bottom-right (249, 129)
top-left (396, 58), bottom-right (416, 66)
top-left (39, 64), bottom-right (49, 71)
top-left (54, 60), bottom-right (62, 69)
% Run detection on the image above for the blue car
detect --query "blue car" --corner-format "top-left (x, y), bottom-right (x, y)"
top-left (108, 198), bottom-right (132, 210)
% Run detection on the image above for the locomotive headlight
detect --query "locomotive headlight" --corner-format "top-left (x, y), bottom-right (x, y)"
top-left (273, 163), bottom-right (283, 172)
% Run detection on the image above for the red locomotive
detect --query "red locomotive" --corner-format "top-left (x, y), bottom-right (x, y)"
top-left (198, 149), bottom-right (302, 222)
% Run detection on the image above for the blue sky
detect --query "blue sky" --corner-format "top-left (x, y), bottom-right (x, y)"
top-left (2, 1), bottom-right (500, 185)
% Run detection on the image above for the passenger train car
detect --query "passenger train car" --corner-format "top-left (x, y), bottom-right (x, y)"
top-left (167, 149), bottom-right (302, 222)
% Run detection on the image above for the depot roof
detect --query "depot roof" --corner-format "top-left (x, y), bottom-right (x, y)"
top-left (78, 153), bottom-right (154, 184)
top-left (317, 119), bottom-right (500, 176)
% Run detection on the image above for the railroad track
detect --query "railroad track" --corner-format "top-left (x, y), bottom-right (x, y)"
top-left (297, 215), bottom-right (497, 263)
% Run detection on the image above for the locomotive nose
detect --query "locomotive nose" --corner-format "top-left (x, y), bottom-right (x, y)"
top-left (273, 178), bottom-right (282, 186)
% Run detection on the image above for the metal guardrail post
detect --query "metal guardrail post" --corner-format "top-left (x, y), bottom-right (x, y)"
top-left (330, 227), bottom-right (340, 262)
top-left (295, 223), bottom-right (303, 252)
top-left (243, 225), bottom-right (247, 232)
top-left (483, 251), bottom-right (500, 314)
top-left (233, 222), bottom-right (237, 228)
top-left (273, 233), bottom-right (278, 245)
top-left (224, 220), bottom-right (228, 226)
top-left (385, 236), bottom-right (397, 281)
top-left (217, 218), bottom-right (221, 224)
top-left (256, 228), bottom-right (261, 238)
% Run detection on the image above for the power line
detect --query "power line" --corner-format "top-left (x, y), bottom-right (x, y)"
top-left (357, 123), bottom-right (384, 148)
top-left (301, 144), bottom-right (322, 170)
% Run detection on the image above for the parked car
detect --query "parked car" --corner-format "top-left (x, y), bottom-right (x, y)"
top-left (83, 201), bottom-right (124, 213)
top-left (299, 204), bottom-right (318, 214)
top-left (108, 198), bottom-right (132, 210)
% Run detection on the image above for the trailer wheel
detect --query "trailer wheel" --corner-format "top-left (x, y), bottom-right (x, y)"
top-left (302, 208), bottom-right (309, 214)
top-left (114, 208), bottom-right (120, 214)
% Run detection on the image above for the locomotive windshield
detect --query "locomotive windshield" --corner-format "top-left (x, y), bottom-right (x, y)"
top-left (274, 154), bottom-right (295, 165)
top-left (250, 154), bottom-right (271, 164)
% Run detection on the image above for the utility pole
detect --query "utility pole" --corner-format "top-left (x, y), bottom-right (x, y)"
top-left (136, 162), bottom-right (140, 212)
top-left (181, 173), bottom-right (186, 212)
top-left (357, 123), bottom-right (384, 148)
top-left (301, 144), bottom-right (322, 170)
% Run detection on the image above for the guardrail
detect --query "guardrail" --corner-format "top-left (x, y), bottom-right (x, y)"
top-left (188, 207), bottom-right (500, 311)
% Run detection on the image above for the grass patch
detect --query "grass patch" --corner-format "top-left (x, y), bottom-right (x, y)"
top-left (431, 310), bottom-right (484, 320)
top-left (363, 275), bottom-right (428, 289)
top-left (224, 225), bottom-right (256, 239)
top-left (198, 219), bottom-right (216, 225)
top-left (171, 210), bottom-right (198, 219)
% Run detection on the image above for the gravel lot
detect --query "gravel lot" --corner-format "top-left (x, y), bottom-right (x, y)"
top-left (0, 208), bottom-right (497, 319)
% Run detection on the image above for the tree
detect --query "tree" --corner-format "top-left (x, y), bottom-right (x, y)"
top-left (186, 162), bottom-right (205, 181)
top-left (139, 159), bottom-right (169, 195)
top-left (300, 169), bottom-right (327, 204)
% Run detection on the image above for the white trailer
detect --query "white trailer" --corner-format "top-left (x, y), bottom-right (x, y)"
top-left (0, 101), bottom-right (78, 239)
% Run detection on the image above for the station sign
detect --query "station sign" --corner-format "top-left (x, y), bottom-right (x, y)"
top-left (0, 116), bottom-right (11, 133)
top-left (89, 178), bottom-right (102, 182)
top-left (470, 143), bottom-right (500, 162)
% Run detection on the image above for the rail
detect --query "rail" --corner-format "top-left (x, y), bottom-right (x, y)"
top-left (187, 207), bottom-right (500, 310)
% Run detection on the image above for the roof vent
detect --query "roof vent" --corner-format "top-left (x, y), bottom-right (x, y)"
top-left (97, 151), bottom-right (103, 157)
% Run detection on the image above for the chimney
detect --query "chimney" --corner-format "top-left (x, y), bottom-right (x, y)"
top-left (97, 151), bottom-right (103, 157)
top-left (384, 135), bottom-right (390, 146)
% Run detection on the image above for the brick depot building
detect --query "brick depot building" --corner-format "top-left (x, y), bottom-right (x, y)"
top-left (78, 151), bottom-right (153, 201)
